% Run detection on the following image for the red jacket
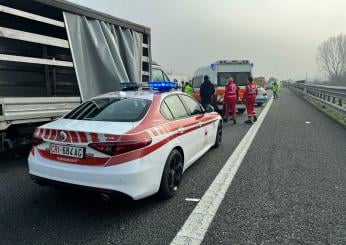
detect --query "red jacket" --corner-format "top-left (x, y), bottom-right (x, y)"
top-left (224, 82), bottom-right (239, 102)
top-left (244, 83), bottom-right (258, 100)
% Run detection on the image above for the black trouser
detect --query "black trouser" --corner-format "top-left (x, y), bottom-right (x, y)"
top-left (273, 91), bottom-right (278, 99)
top-left (202, 103), bottom-right (211, 109)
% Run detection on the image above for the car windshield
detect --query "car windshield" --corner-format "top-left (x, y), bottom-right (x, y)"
top-left (218, 72), bottom-right (251, 86)
top-left (64, 97), bottom-right (151, 122)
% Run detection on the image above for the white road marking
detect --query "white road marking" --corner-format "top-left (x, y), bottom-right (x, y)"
top-left (171, 97), bottom-right (274, 245)
top-left (185, 198), bottom-right (201, 202)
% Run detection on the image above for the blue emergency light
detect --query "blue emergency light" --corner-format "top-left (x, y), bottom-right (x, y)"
top-left (148, 81), bottom-right (177, 91)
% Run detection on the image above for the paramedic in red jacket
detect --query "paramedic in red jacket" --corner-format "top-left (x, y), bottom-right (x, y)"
top-left (243, 77), bottom-right (258, 124)
top-left (223, 77), bottom-right (239, 124)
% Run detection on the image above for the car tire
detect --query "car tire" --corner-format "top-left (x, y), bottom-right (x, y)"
top-left (159, 149), bottom-right (184, 198)
top-left (237, 108), bottom-right (245, 114)
top-left (213, 121), bottom-right (222, 148)
top-left (257, 103), bottom-right (263, 107)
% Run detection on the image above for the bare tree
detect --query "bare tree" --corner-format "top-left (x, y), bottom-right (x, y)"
top-left (317, 34), bottom-right (346, 84)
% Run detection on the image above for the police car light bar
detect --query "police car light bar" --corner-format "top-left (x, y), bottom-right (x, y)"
top-left (121, 81), bottom-right (178, 92)
top-left (148, 81), bottom-right (177, 91)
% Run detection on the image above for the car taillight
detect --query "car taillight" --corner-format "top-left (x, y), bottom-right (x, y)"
top-left (89, 138), bottom-right (152, 156)
top-left (33, 137), bottom-right (43, 146)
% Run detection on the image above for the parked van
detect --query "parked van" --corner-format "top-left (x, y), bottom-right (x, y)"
top-left (192, 60), bottom-right (253, 114)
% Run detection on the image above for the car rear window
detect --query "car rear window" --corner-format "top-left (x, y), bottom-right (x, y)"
top-left (64, 97), bottom-right (151, 122)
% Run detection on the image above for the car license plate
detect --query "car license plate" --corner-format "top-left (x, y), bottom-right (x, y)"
top-left (50, 144), bottom-right (85, 159)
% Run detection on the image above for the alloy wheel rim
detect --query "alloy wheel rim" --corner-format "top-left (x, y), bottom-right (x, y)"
top-left (168, 153), bottom-right (183, 190)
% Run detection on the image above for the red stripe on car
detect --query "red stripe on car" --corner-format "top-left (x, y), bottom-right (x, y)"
top-left (64, 131), bottom-right (73, 143)
top-left (90, 133), bottom-right (99, 143)
top-left (37, 128), bottom-right (42, 138)
top-left (106, 119), bottom-right (217, 166)
top-left (69, 131), bottom-right (79, 143)
top-left (78, 132), bottom-right (88, 143)
top-left (50, 130), bottom-right (57, 141)
top-left (105, 134), bottom-right (120, 142)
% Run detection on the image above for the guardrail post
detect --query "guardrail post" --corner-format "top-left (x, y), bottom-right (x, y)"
top-left (328, 95), bottom-right (330, 102)
top-left (332, 97), bottom-right (336, 104)
top-left (339, 99), bottom-right (343, 107)
top-left (323, 94), bottom-right (326, 100)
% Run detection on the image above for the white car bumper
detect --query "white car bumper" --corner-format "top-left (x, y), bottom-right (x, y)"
top-left (28, 148), bottom-right (165, 200)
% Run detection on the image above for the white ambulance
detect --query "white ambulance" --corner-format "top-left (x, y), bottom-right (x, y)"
top-left (192, 60), bottom-right (253, 114)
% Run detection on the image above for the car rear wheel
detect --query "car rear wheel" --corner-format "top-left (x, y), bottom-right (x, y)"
top-left (213, 122), bottom-right (222, 148)
top-left (257, 103), bottom-right (263, 107)
top-left (159, 149), bottom-right (183, 198)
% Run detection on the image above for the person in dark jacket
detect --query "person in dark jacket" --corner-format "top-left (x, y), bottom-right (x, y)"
top-left (200, 75), bottom-right (215, 108)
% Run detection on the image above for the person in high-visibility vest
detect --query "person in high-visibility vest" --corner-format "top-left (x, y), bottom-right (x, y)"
top-left (243, 77), bottom-right (258, 124)
top-left (223, 77), bottom-right (239, 124)
top-left (184, 82), bottom-right (193, 96)
top-left (272, 81), bottom-right (279, 99)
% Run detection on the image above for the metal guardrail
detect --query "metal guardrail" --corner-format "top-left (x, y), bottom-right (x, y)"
top-left (290, 83), bottom-right (346, 115)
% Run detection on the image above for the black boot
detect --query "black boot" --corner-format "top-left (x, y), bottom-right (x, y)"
top-left (244, 119), bottom-right (252, 124)
top-left (233, 119), bottom-right (237, 124)
top-left (223, 118), bottom-right (228, 123)
top-left (253, 116), bottom-right (257, 122)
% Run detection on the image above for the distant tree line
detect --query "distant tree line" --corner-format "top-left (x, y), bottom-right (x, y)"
top-left (317, 34), bottom-right (346, 86)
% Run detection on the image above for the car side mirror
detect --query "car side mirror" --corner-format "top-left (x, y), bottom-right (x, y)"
top-left (204, 105), bottom-right (214, 113)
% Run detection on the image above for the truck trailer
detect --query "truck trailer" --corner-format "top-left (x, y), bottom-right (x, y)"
top-left (0, 0), bottom-right (152, 151)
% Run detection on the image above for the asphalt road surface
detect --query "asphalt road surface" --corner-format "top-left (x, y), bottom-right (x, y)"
top-left (0, 89), bottom-right (345, 245)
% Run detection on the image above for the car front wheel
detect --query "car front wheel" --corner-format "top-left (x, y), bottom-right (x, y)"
top-left (159, 149), bottom-right (184, 198)
top-left (213, 121), bottom-right (222, 148)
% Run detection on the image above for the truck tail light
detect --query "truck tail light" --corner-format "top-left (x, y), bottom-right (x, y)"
top-left (89, 138), bottom-right (152, 156)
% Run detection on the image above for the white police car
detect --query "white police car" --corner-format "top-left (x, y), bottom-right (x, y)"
top-left (28, 82), bottom-right (222, 200)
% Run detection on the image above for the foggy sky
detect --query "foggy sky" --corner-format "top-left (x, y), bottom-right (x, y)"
top-left (70, 0), bottom-right (346, 80)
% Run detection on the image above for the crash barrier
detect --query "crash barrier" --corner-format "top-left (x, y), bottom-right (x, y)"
top-left (290, 83), bottom-right (346, 116)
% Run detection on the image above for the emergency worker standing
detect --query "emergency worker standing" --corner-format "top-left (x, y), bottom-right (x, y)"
top-left (181, 81), bottom-right (185, 92)
top-left (184, 82), bottom-right (193, 96)
top-left (272, 81), bottom-right (279, 99)
top-left (223, 77), bottom-right (239, 124)
top-left (243, 77), bottom-right (258, 124)
top-left (200, 75), bottom-right (215, 108)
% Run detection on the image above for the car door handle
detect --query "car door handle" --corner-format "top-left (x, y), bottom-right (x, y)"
top-left (177, 127), bottom-right (185, 134)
